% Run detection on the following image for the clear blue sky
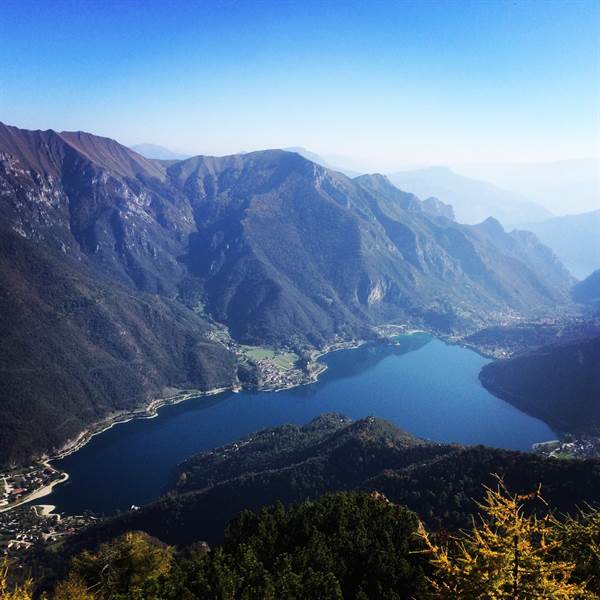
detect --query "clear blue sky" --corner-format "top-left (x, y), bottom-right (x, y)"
top-left (1, 0), bottom-right (598, 168)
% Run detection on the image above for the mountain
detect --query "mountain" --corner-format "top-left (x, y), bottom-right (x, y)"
top-left (0, 229), bottom-right (236, 467)
top-left (422, 195), bottom-right (455, 220)
top-left (64, 415), bottom-right (600, 549)
top-left (480, 336), bottom-right (600, 434)
top-left (0, 122), bottom-right (574, 466)
top-left (0, 124), bottom-right (236, 467)
top-left (517, 210), bottom-right (600, 280)
top-left (454, 158), bottom-right (600, 215)
top-left (130, 143), bottom-right (190, 161)
top-left (573, 269), bottom-right (600, 307)
top-left (170, 152), bottom-right (572, 341)
top-left (387, 166), bottom-right (551, 226)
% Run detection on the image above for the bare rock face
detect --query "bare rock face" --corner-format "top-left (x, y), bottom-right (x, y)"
top-left (368, 281), bottom-right (385, 305)
top-left (422, 196), bottom-right (454, 220)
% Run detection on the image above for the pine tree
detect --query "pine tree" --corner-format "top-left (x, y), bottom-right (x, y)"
top-left (554, 508), bottom-right (600, 596)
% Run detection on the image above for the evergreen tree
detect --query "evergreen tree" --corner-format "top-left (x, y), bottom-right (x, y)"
top-left (554, 508), bottom-right (600, 596)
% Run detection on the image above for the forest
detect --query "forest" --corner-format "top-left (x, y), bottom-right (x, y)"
top-left (4, 486), bottom-right (600, 599)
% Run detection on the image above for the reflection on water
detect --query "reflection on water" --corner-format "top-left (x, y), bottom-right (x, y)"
top-left (321, 334), bottom-right (432, 382)
top-left (49, 335), bottom-right (554, 515)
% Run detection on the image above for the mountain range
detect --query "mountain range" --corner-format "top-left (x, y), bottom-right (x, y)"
top-left (454, 158), bottom-right (600, 215)
top-left (0, 122), bottom-right (574, 466)
top-left (387, 166), bottom-right (552, 226)
top-left (279, 149), bottom-right (554, 226)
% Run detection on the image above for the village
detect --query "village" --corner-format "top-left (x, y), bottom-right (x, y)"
top-left (0, 503), bottom-right (96, 557)
top-left (1, 464), bottom-right (66, 512)
top-left (534, 436), bottom-right (600, 460)
top-left (460, 313), bottom-right (600, 359)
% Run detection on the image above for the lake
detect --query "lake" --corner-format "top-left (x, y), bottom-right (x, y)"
top-left (48, 334), bottom-right (554, 514)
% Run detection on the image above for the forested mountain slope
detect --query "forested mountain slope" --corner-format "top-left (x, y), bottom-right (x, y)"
top-left (573, 269), bottom-right (600, 307)
top-left (69, 415), bottom-right (600, 549)
top-left (480, 335), bottom-right (600, 433)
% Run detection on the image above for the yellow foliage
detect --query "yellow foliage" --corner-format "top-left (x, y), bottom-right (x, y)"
top-left (51, 574), bottom-right (95, 600)
top-left (417, 477), bottom-right (597, 599)
top-left (0, 560), bottom-right (32, 600)
top-left (65, 531), bottom-right (172, 599)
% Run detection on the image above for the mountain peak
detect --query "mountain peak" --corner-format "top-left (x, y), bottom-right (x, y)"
top-left (0, 122), bottom-right (166, 181)
top-left (478, 216), bottom-right (506, 235)
top-left (0, 121), bottom-right (68, 175)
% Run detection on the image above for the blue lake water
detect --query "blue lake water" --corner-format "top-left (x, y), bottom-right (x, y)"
top-left (48, 334), bottom-right (554, 514)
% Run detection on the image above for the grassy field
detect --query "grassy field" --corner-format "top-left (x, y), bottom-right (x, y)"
top-left (240, 345), bottom-right (299, 370)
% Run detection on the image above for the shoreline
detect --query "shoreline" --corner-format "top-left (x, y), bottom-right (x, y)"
top-left (53, 385), bottom-right (236, 462)
top-left (0, 463), bottom-right (69, 514)
top-left (0, 339), bottom-right (363, 512)
top-left (33, 504), bottom-right (57, 517)
top-left (0, 385), bottom-right (237, 513)
top-left (0, 327), bottom-right (500, 513)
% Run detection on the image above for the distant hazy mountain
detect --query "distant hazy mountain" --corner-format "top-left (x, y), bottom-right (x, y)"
top-left (0, 122), bottom-right (573, 466)
top-left (130, 142), bottom-right (190, 160)
top-left (454, 158), bottom-right (600, 215)
top-left (284, 146), bottom-right (361, 177)
top-left (387, 166), bottom-right (551, 226)
top-left (517, 210), bottom-right (600, 280)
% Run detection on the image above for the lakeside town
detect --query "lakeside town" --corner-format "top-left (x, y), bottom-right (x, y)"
top-left (1, 464), bottom-right (66, 513)
top-left (534, 436), bottom-right (600, 460)
top-left (460, 313), bottom-right (600, 358)
top-left (0, 503), bottom-right (96, 558)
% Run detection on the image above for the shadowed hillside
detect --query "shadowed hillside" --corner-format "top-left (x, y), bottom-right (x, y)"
top-left (480, 336), bottom-right (600, 434)
top-left (63, 415), bottom-right (600, 550)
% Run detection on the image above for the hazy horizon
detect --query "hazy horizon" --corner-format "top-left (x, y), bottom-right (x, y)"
top-left (2, 0), bottom-right (599, 215)
top-left (2, 0), bottom-right (599, 166)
